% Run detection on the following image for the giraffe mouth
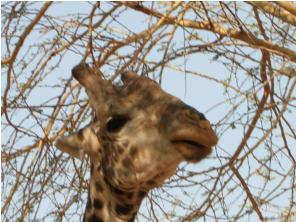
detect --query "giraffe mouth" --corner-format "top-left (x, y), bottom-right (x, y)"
top-left (172, 140), bottom-right (209, 150)
top-left (171, 124), bottom-right (217, 162)
top-left (171, 120), bottom-right (218, 152)
top-left (172, 139), bottom-right (213, 162)
top-left (171, 126), bottom-right (217, 151)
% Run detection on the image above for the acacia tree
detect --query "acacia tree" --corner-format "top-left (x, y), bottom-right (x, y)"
top-left (1, 2), bottom-right (295, 222)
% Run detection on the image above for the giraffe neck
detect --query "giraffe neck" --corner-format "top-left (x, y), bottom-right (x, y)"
top-left (83, 163), bottom-right (147, 222)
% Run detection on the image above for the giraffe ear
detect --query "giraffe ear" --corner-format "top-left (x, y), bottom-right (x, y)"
top-left (55, 125), bottom-right (101, 160)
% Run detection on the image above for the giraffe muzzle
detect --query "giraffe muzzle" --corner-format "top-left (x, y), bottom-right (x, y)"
top-left (171, 119), bottom-right (218, 162)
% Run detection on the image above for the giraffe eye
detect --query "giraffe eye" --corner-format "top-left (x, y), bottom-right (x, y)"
top-left (106, 115), bottom-right (129, 132)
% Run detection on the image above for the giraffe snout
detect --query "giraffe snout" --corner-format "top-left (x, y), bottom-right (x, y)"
top-left (183, 107), bottom-right (206, 123)
top-left (170, 107), bottom-right (218, 162)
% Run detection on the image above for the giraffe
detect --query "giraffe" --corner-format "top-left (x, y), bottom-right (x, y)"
top-left (55, 63), bottom-right (218, 222)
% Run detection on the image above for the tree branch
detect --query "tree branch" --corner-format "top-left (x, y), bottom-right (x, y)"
top-left (117, 1), bottom-right (296, 62)
top-left (248, 1), bottom-right (296, 26)
top-left (274, 1), bottom-right (296, 17)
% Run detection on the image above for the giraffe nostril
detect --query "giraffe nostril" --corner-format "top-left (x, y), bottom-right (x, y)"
top-left (184, 108), bottom-right (206, 122)
top-left (197, 112), bottom-right (206, 120)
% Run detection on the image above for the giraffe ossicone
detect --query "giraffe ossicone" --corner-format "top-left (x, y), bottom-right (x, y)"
top-left (55, 63), bottom-right (218, 222)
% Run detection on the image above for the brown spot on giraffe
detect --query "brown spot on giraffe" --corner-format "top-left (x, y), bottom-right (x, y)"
top-left (55, 63), bottom-right (218, 222)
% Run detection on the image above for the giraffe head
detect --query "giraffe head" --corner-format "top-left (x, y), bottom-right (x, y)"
top-left (56, 62), bottom-right (217, 194)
